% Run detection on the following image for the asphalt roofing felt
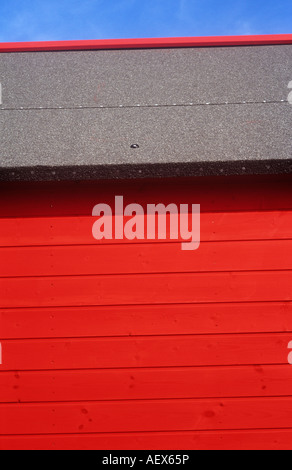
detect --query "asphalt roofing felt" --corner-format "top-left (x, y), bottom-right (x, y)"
top-left (0, 42), bottom-right (291, 180)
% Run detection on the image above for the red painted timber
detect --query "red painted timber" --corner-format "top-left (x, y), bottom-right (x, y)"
top-left (0, 365), bottom-right (291, 403)
top-left (0, 210), bottom-right (291, 248)
top-left (0, 333), bottom-right (289, 371)
top-left (1, 302), bottom-right (292, 339)
top-left (1, 271), bottom-right (292, 308)
top-left (1, 240), bottom-right (292, 278)
top-left (1, 174), bottom-right (292, 449)
top-left (1, 34), bottom-right (292, 53)
top-left (1, 429), bottom-right (292, 450)
top-left (1, 397), bottom-right (292, 434)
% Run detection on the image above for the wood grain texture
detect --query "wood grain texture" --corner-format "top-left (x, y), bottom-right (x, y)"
top-left (1, 271), bottom-right (292, 308)
top-left (0, 333), bottom-right (290, 370)
top-left (1, 428), bottom-right (292, 450)
top-left (1, 397), bottom-right (292, 435)
top-left (0, 210), bottom-right (291, 248)
top-left (1, 175), bottom-right (292, 449)
top-left (1, 302), bottom-right (292, 339)
top-left (1, 240), bottom-right (292, 277)
top-left (0, 365), bottom-right (291, 403)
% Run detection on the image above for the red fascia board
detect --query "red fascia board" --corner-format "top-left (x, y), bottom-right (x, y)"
top-left (0, 34), bottom-right (292, 52)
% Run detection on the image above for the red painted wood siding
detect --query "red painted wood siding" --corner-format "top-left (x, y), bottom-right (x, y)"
top-left (0, 175), bottom-right (292, 450)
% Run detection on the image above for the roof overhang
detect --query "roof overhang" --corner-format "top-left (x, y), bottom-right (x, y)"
top-left (1, 34), bottom-right (292, 52)
top-left (0, 35), bottom-right (291, 182)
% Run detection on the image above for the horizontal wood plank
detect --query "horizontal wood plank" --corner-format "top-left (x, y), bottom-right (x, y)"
top-left (1, 429), bottom-right (292, 450)
top-left (1, 240), bottom-right (292, 278)
top-left (1, 271), bottom-right (292, 308)
top-left (1, 302), bottom-right (292, 339)
top-left (0, 365), bottom-right (291, 403)
top-left (0, 210), bottom-right (291, 248)
top-left (0, 333), bottom-right (290, 370)
top-left (1, 397), bottom-right (292, 434)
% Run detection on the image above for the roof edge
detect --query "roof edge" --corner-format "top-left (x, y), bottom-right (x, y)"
top-left (1, 160), bottom-right (292, 182)
top-left (1, 34), bottom-right (292, 53)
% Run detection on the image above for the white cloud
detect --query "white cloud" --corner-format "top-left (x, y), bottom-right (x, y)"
top-left (232, 19), bottom-right (262, 36)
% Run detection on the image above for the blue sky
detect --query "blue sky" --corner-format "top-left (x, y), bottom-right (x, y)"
top-left (0, 0), bottom-right (291, 42)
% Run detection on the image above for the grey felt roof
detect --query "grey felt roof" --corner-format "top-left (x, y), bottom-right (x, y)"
top-left (0, 43), bottom-right (291, 181)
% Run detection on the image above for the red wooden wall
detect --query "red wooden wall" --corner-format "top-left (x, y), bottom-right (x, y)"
top-left (0, 174), bottom-right (292, 450)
